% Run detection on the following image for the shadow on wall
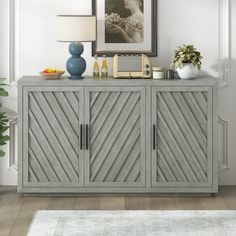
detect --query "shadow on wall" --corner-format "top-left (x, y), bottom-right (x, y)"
top-left (232, 59), bottom-right (236, 76)
top-left (0, 147), bottom-right (8, 184)
top-left (210, 58), bottom-right (236, 80)
top-left (198, 70), bottom-right (211, 78)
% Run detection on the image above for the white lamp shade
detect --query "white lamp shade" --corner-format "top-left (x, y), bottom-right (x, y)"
top-left (57, 15), bottom-right (96, 42)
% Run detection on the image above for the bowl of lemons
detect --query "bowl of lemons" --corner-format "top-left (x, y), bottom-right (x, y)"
top-left (40, 68), bottom-right (65, 80)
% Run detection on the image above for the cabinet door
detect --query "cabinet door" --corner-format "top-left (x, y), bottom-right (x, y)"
top-left (22, 87), bottom-right (84, 188)
top-left (152, 87), bottom-right (213, 188)
top-left (85, 87), bottom-right (146, 188)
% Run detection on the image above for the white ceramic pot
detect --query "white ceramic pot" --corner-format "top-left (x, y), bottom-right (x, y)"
top-left (176, 63), bottom-right (199, 79)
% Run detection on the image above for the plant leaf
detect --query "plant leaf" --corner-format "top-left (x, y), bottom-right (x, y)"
top-left (0, 149), bottom-right (5, 157)
top-left (0, 135), bottom-right (10, 142)
top-left (0, 90), bottom-right (8, 97)
top-left (0, 126), bottom-right (10, 133)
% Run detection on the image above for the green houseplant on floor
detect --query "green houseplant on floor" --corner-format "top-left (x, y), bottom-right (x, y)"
top-left (0, 78), bottom-right (10, 157)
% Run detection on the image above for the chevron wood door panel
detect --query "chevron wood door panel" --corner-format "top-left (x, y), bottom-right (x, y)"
top-left (152, 87), bottom-right (213, 188)
top-left (23, 88), bottom-right (84, 188)
top-left (85, 87), bottom-right (146, 188)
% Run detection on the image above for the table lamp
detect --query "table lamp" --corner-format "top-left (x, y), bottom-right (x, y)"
top-left (57, 15), bottom-right (96, 79)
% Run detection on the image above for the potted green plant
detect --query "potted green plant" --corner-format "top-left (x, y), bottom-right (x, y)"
top-left (0, 78), bottom-right (10, 157)
top-left (171, 44), bottom-right (203, 79)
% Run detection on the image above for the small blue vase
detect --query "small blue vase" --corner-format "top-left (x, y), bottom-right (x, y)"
top-left (66, 42), bottom-right (86, 80)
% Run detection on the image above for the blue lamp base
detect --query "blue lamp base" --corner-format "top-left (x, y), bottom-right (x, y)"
top-left (66, 42), bottom-right (86, 80)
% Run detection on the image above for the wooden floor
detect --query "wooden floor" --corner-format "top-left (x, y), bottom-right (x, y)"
top-left (0, 186), bottom-right (236, 236)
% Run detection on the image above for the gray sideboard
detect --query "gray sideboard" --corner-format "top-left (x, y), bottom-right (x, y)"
top-left (17, 76), bottom-right (218, 194)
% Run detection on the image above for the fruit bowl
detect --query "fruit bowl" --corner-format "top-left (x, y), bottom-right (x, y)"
top-left (40, 70), bottom-right (65, 80)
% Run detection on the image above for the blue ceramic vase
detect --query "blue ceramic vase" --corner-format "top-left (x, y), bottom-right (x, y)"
top-left (66, 42), bottom-right (86, 79)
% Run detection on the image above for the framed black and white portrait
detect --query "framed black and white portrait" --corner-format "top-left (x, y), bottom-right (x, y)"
top-left (92, 0), bottom-right (157, 56)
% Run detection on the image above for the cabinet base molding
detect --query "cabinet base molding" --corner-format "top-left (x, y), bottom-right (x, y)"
top-left (19, 187), bottom-right (217, 194)
top-left (22, 193), bottom-right (212, 197)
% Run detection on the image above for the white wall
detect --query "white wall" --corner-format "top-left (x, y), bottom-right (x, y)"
top-left (0, 0), bottom-right (235, 185)
top-left (17, 0), bottom-right (219, 77)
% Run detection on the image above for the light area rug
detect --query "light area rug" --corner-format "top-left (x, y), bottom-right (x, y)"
top-left (27, 211), bottom-right (236, 236)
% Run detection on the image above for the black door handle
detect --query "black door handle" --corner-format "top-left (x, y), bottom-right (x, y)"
top-left (86, 124), bottom-right (89, 150)
top-left (80, 124), bottom-right (83, 150)
top-left (153, 124), bottom-right (156, 150)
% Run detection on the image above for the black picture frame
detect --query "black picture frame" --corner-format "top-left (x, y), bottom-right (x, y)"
top-left (92, 0), bottom-right (157, 57)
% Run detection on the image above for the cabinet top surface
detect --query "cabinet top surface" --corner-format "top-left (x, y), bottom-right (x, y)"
top-left (18, 76), bottom-right (218, 87)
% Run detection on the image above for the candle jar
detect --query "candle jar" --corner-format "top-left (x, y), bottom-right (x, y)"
top-left (153, 67), bottom-right (165, 80)
top-left (166, 69), bottom-right (175, 79)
